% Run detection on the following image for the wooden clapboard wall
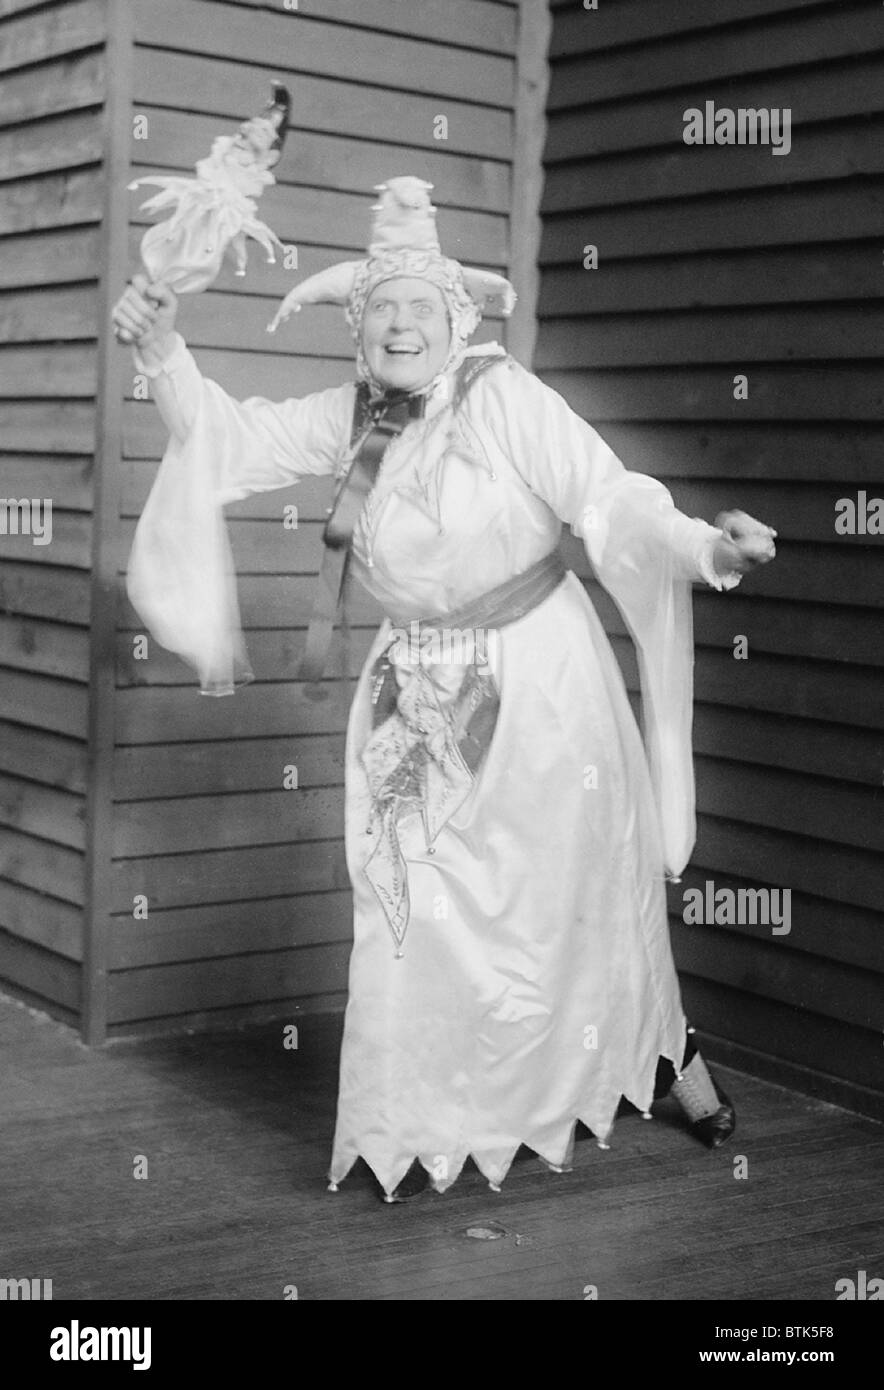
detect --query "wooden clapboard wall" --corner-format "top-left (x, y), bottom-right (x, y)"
top-left (541, 0), bottom-right (883, 1116)
top-left (107, 0), bottom-right (524, 1036)
top-left (0, 0), bottom-right (113, 1027)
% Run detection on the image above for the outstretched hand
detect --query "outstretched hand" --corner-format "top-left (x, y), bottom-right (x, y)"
top-left (111, 273), bottom-right (178, 353)
top-left (712, 509), bottom-right (777, 576)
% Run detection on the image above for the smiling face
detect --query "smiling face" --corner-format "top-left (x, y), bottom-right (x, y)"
top-left (361, 277), bottom-right (452, 392)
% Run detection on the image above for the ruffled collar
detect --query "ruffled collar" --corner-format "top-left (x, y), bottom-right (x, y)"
top-left (360, 342), bottom-right (507, 529)
top-left (362, 340), bottom-right (507, 411)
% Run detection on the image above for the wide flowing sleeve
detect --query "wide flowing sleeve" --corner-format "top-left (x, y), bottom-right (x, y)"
top-left (126, 333), bottom-right (354, 696)
top-left (477, 359), bottom-right (742, 878)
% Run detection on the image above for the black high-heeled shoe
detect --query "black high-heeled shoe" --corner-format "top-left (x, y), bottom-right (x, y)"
top-left (690, 1077), bottom-right (736, 1150)
top-left (654, 1039), bottom-right (737, 1149)
top-left (378, 1159), bottom-right (429, 1204)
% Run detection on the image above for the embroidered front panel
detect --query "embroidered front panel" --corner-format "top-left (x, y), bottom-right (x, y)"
top-left (360, 647), bottom-right (499, 954)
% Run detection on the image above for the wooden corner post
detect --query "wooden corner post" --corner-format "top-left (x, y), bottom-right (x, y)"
top-left (82, 0), bottom-right (135, 1044)
top-left (507, 0), bottom-right (552, 370)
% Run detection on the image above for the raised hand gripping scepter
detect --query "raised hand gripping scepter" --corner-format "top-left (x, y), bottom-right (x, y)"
top-left (117, 85), bottom-right (292, 698)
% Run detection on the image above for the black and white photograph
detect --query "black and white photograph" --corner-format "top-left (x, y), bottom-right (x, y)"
top-left (0, 0), bottom-right (882, 1341)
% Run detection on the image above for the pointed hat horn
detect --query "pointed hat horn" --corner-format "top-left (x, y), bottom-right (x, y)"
top-left (266, 261), bottom-right (362, 333)
top-left (267, 176), bottom-right (516, 333)
top-left (461, 267), bottom-right (517, 316)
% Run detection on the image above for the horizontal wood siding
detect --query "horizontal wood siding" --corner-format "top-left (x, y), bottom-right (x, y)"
top-left (109, 0), bottom-right (521, 1032)
top-left (541, 0), bottom-right (883, 1115)
top-left (0, 0), bottom-right (109, 1013)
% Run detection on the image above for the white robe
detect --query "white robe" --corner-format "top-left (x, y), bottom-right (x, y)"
top-left (129, 334), bottom-right (740, 1193)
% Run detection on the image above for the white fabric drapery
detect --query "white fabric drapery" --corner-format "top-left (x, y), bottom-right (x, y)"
top-left (127, 337), bottom-right (740, 1193)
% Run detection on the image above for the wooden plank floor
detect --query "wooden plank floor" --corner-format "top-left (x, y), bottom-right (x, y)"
top-left (1, 993), bottom-right (882, 1301)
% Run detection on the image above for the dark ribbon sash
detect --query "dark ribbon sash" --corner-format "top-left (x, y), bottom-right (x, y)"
top-left (298, 354), bottom-right (509, 694)
top-left (297, 388), bottom-right (425, 691)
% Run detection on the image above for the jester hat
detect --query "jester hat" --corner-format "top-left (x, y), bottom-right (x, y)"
top-left (266, 177), bottom-right (516, 376)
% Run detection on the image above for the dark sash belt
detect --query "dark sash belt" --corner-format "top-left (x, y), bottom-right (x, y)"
top-left (408, 547), bottom-right (567, 636)
top-left (369, 549), bottom-right (568, 735)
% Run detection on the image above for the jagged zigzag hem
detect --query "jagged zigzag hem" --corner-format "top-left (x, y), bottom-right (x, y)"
top-left (326, 1062), bottom-right (682, 1198)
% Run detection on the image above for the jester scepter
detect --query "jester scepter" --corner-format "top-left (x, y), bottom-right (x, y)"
top-left (113, 83), bottom-right (290, 343)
